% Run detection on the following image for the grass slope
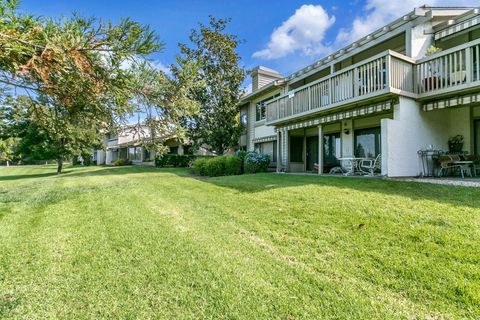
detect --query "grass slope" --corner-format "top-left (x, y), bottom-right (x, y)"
top-left (0, 165), bottom-right (479, 319)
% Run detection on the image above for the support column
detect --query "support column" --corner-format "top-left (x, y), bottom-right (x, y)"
top-left (276, 130), bottom-right (281, 172)
top-left (318, 125), bottom-right (323, 174)
top-left (302, 129), bottom-right (307, 172)
top-left (284, 128), bottom-right (290, 171)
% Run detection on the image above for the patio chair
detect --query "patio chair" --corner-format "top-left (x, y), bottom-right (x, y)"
top-left (437, 155), bottom-right (467, 178)
top-left (329, 166), bottom-right (345, 174)
top-left (360, 154), bottom-right (381, 176)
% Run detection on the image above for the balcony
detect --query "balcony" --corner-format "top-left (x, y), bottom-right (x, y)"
top-left (265, 39), bottom-right (480, 124)
top-left (415, 38), bottom-right (480, 99)
top-left (265, 50), bottom-right (416, 124)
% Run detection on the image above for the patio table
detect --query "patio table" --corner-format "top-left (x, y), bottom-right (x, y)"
top-left (338, 157), bottom-right (365, 176)
top-left (453, 160), bottom-right (476, 177)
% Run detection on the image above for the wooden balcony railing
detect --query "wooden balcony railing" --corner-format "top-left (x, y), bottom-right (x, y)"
top-left (265, 39), bottom-right (480, 124)
top-left (415, 38), bottom-right (480, 96)
top-left (266, 50), bottom-right (415, 123)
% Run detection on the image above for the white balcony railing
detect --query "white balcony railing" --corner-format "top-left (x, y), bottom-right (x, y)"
top-left (415, 38), bottom-right (480, 96)
top-left (265, 39), bottom-right (480, 124)
top-left (266, 50), bottom-right (415, 123)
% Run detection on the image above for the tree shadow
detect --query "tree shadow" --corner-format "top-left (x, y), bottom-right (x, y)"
top-left (187, 172), bottom-right (480, 210)
top-left (0, 171), bottom-right (61, 181)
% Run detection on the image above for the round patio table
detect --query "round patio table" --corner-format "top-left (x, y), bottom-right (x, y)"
top-left (338, 157), bottom-right (365, 176)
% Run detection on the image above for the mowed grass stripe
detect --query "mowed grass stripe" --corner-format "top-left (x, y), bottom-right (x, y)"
top-left (0, 165), bottom-right (479, 319)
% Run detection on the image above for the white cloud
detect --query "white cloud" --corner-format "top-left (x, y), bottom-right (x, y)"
top-left (336, 0), bottom-right (480, 46)
top-left (151, 60), bottom-right (172, 76)
top-left (253, 4), bottom-right (335, 60)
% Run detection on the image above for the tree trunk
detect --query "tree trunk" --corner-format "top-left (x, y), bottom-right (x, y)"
top-left (57, 158), bottom-right (63, 174)
top-left (6, 161), bottom-right (9, 167)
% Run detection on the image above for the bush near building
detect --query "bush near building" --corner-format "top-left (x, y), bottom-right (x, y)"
top-left (192, 152), bottom-right (269, 177)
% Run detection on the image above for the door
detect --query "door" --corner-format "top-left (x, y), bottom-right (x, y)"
top-left (306, 136), bottom-right (318, 171)
top-left (475, 120), bottom-right (480, 157)
top-left (323, 133), bottom-right (341, 172)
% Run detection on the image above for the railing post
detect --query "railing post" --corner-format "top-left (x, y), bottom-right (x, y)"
top-left (307, 86), bottom-right (311, 111)
top-left (328, 78), bottom-right (333, 104)
top-left (353, 67), bottom-right (359, 97)
top-left (465, 47), bottom-right (472, 84)
top-left (385, 54), bottom-right (391, 89)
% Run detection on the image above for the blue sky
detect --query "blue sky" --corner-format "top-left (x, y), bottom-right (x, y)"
top-left (19, 0), bottom-right (479, 89)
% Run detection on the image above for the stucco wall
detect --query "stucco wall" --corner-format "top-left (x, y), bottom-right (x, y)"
top-left (381, 97), bottom-right (472, 177)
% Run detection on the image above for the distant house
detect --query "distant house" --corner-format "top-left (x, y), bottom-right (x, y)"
top-left (239, 6), bottom-right (480, 177)
top-left (93, 125), bottom-right (211, 165)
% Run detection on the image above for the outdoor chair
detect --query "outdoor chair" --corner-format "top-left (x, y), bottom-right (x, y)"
top-left (329, 166), bottom-right (345, 174)
top-left (360, 154), bottom-right (381, 176)
top-left (437, 155), bottom-right (469, 178)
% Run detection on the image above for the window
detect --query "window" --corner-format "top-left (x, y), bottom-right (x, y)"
top-left (354, 127), bottom-right (381, 158)
top-left (128, 147), bottom-right (142, 161)
top-left (255, 103), bottom-right (266, 122)
top-left (254, 143), bottom-right (262, 153)
top-left (169, 146), bottom-right (179, 154)
top-left (255, 94), bottom-right (280, 122)
top-left (240, 113), bottom-right (248, 125)
top-left (290, 136), bottom-right (304, 162)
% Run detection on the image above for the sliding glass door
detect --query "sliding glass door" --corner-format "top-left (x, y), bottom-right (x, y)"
top-left (475, 120), bottom-right (480, 157)
top-left (323, 133), bottom-right (341, 172)
top-left (354, 127), bottom-right (381, 158)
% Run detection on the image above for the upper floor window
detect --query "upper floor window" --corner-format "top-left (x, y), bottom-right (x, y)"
top-left (255, 103), bottom-right (266, 122)
top-left (240, 113), bottom-right (248, 125)
top-left (255, 94), bottom-right (280, 122)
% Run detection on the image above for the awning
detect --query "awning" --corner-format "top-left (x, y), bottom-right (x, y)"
top-left (423, 92), bottom-right (480, 111)
top-left (435, 14), bottom-right (480, 41)
top-left (252, 135), bottom-right (277, 144)
top-left (275, 100), bottom-right (394, 132)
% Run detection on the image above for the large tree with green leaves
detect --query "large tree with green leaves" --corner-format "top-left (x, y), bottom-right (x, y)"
top-left (129, 61), bottom-right (199, 157)
top-left (175, 16), bottom-right (246, 155)
top-left (0, 0), bottom-right (162, 173)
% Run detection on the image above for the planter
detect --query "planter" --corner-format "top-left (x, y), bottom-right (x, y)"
top-left (448, 142), bottom-right (463, 153)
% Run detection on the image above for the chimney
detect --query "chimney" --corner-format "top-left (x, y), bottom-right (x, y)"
top-left (251, 66), bottom-right (283, 92)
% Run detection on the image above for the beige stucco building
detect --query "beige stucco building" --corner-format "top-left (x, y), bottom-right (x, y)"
top-left (239, 6), bottom-right (480, 177)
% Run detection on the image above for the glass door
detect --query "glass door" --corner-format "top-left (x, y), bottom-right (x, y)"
top-left (475, 120), bottom-right (480, 157)
top-left (323, 133), bottom-right (341, 172)
top-left (306, 136), bottom-right (318, 171)
top-left (354, 127), bottom-right (381, 158)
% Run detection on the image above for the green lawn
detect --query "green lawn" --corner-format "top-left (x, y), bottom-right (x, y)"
top-left (0, 165), bottom-right (479, 319)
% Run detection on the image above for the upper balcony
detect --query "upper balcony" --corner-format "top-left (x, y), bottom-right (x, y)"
top-left (265, 39), bottom-right (480, 125)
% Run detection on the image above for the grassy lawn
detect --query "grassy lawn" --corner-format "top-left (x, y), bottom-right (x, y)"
top-left (0, 165), bottom-right (479, 319)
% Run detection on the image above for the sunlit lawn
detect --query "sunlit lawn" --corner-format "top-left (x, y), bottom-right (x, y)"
top-left (0, 165), bottom-right (479, 319)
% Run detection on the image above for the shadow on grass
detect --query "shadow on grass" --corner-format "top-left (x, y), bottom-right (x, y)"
top-left (187, 172), bottom-right (480, 210)
top-left (2, 165), bottom-right (479, 210)
top-left (0, 171), bottom-right (63, 181)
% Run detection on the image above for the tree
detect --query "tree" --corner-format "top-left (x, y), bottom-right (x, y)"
top-left (175, 16), bottom-right (246, 155)
top-left (0, 137), bottom-right (17, 166)
top-left (129, 61), bottom-right (198, 157)
top-left (0, 0), bottom-right (162, 173)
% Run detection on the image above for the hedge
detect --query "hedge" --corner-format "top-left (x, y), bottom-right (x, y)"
top-left (192, 155), bottom-right (243, 177)
top-left (155, 154), bottom-right (195, 167)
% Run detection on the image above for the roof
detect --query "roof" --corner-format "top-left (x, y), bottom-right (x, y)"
top-left (245, 5), bottom-right (474, 100)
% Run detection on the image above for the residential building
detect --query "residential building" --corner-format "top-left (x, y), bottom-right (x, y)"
top-left (239, 6), bottom-right (480, 177)
top-left (93, 125), bottom-right (210, 165)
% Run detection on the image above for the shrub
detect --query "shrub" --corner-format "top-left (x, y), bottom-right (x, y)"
top-left (244, 152), bottom-right (270, 174)
top-left (224, 155), bottom-right (242, 175)
top-left (155, 154), bottom-right (195, 167)
top-left (192, 157), bottom-right (209, 175)
top-left (113, 159), bottom-right (132, 166)
top-left (205, 156), bottom-right (226, 177)
top-left (236, 150), bottom-right (248, 173)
